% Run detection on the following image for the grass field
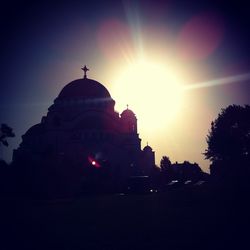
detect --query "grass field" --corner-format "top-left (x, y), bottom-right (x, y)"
top-left (1, 187), bottom-right (249, 250)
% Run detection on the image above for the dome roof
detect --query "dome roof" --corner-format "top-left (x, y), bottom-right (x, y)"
top-left (121, 108), bottom-right (135, 117)
top-left (58, 78), bottom-right (111, 100)
top-left (143, 145), bottom-right (153, 151)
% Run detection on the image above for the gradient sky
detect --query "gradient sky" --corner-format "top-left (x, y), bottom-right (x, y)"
top-left (1, 0), bottom-right (250, 172)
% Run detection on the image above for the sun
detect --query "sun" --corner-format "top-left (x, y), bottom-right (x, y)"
top-left (111, 60), bottom-right (184, 132)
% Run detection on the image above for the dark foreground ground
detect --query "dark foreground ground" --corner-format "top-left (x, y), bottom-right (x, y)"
top-left (1, 186), bottom-right (249, 250)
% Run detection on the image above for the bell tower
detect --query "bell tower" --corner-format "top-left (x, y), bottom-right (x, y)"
top-left (120, 105), bottom-right (137, 134)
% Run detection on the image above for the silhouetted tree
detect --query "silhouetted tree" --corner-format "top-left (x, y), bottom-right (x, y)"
top-left (182, 161), bottom-right (203, 181)
top-left (204, 105), bottom-right (250, 185)
top-left (160, 156), bottom-right (174, 181)
top-left (0, 124), bottom-right (15, 196)
top-left (0, 123), bottom-right (15, 147)
top-left (160, 156), bottom-right (171, 171)
top-left (171, 161), bottom-right (204, 182)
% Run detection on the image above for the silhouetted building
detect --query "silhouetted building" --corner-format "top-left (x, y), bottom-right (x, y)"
top-left (13, 67), bottom-right (155, 192)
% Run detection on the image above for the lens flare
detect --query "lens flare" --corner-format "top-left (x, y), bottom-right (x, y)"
top-left (177, 12), bottom-right (224, 61)
top-left (97, 18), bottom-right (134, 62)
top-left (184, 73), bottom-right (250, 90)
top-left (88, 156), bottom-right (101, 168)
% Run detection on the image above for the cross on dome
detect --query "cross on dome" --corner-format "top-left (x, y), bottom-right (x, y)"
top-left (81, 65), bottom-right (89, 79)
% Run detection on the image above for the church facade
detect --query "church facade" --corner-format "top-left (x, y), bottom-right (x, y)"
top-left (13, 67), bottom-right (155, 192)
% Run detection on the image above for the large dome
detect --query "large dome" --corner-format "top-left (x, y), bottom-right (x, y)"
top-left (58, 78), bottom-right (111, 100)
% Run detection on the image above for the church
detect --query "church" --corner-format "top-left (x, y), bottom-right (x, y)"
top-left (13, 66), bottom-right (155, 193)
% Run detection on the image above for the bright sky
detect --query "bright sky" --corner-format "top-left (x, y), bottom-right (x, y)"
top-left (1, 1), bottom-right (250, 173)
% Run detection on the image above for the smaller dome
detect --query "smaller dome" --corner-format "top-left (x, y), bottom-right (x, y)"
top-left (121, 107), bottom-right (135, 117)
top-left (143, 145), bottom-right (152, 151)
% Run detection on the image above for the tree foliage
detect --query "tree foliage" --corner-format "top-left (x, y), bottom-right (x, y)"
top-left (160, 156), bottom-right (171, 172)
top-left (204, 105), bottom-right (250, 181)
top-left (172, 161), bottom-right (203, 181)
top-left (0, 123), bottom-right (15, 147)
top-left (160, 156), bottom-right (205, 182)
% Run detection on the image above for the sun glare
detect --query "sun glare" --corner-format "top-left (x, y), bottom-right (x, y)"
top-left (112, 60), bottom-right (184, 132)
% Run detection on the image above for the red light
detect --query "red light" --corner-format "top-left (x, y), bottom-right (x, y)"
top-left (88, 156), bottom-right (101, 168)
